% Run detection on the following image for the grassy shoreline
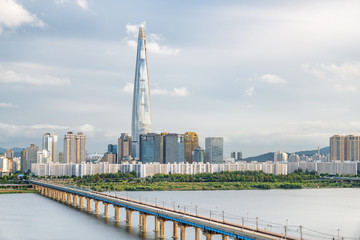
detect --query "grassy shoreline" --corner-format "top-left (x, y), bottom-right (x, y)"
top-left (68, 181), bottom-right (359, 192)
top-left (0, 189), bottom-right (37, 194)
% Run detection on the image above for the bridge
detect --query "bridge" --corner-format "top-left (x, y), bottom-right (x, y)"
top-left (31, 180), bottom-right (300, 240)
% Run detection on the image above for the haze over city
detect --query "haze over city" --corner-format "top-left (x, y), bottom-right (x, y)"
top-left (1, 0), bottom-right (360, 156)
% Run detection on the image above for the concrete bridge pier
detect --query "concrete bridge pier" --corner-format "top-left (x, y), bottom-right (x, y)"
top-left (103, 202), bottom-right (109, 218)
top-left (114, 206), bottom-right (120, 223)
top-left (158, 218), bottom-right (166, 239)
top-left (94, 200), bottom-right (100, 215)
top-left (154, 217), bottom-right (160, 233)
top-left (172, 221), bottom-right (179, 239)
top-left (179, 224), bottom-right (187, 240)
top-left (73, 195), bottom-right (78, 207)
top-left (87, 198), bottom-right (91, 212)
top-left (139, 213), bottom-right (148, 232)
top-left (204, 232), bottom-right (213, 240)
top-left (79, 196), bottom-right (85, 209)
top-left (195, 227), bottom-right (201, 240)
top-left (67, 193), bottom-right (72, 205)
top-left (62, 192), bottom-right (66, 203)
top-left (125, 209), bottom-right (133, 226)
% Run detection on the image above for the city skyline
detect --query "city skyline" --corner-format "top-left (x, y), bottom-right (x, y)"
top-left (1, 1), bottom-right (360, 157)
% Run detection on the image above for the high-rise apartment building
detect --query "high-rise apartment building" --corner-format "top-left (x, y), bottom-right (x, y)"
top-left (64, 132), bottom-right (86, 164)
top-left (20, 149), bottom-right (26, 172)
top-left (192, 146), bottom-right (205, 163)
top-left (205, 137), bottom-right (223, 163)
top-left (163, 133), bottom-right (185, 163)
top-left (344, 135), bottom-right (360, 161)
top-left (5, 149), bottom-right (14, 159)
top-left (274, 151), bottom-right (288, 162)
top-left (237, 152), bottom-right (243, 161)
top-left (118, 133), bottom-right (132, 163)
top-left (131, 27), bottom-right (152, 160)
top-left (25, 144), bottom-right (39, 171)
top-left (42, 133), bottom-right (58, 162)
top-left (330, 135), bottom-right (345, 161)
top-left (139, 133), bottom-right (163, 163)
top-left (230, 151), bottom-right (243, 161)
top-left (184, 132), bottom-right (199, 163)
top-left (330, 134), bottom-right (360, 161)
top-left (37, 149), bottom-right (49, 164)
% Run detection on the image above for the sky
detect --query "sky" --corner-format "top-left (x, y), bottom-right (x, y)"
top-left (1, 0), bottom-right (360, 157)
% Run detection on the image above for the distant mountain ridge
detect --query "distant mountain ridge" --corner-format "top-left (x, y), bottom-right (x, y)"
top-left (243, 146), bottom-right (330, 162)
top-left (0, 147), bottom-right (24, 157)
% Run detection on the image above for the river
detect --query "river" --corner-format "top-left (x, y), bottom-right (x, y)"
top-left (0, 189), bottom-right (359, 239)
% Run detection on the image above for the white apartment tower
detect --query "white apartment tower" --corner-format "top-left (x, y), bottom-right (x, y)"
top-left (42, 133), bottom-right (58, 162)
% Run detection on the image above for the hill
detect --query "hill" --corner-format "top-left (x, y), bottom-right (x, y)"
top-left (243, 146), bottom-right (330, 162)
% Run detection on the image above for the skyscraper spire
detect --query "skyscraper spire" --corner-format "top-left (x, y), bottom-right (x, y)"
top-left (131, 26), bottom-right (152, 159)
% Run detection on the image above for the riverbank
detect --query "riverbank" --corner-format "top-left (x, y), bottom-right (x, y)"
top-left (69, 180), bottom-right (359, 192)
top-left (0, 189), bottom-right (37, 194)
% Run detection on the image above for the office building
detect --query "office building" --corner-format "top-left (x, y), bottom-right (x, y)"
top-left (205, 137), bottom-right (223, 163)
top-left (25, 144), bottom-right (39, 171)
top-left (131, 26), bottom-right (152, 159)
top-left (139, 133), bottom-right (163, 163)
top-left (163, 133), bottom-right (185, 163)
top-left (118, 133), bottom-right (132, 163)
top-left (192, 146), bottom-right (205, 163)
top-left (184, 132), bottom-right (199, 163)
top-left (42, 133), bottom-right (58, 162)
top-left (64, 132), bottom-right (86, 164)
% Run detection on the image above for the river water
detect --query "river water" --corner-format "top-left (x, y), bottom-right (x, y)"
top-left (0, 189), bottom-right (359, 240)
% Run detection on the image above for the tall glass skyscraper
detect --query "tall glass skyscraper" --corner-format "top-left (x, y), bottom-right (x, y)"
top-left (131, 27), bottom-right (152, 159)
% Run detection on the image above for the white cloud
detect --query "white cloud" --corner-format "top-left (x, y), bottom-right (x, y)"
top-left (125, 22), bottom-right (180, 56)
top-left (0, 102), bottom-right (19, 108)
top-left (0, 122), bottom-right (95, 139)
top-left (0, 0), bottom-right (44, 34)
top-left (121, 82), bottom-right (189, 96)
top-left (121, 82), bottom-right (134, 94)
top-left (246, 104), bottom-right (253, 108)
top-left (172, 87), bottom-right (189, 96)
top-left (54, 0), bottom-right (89, 10)
top-left (257, 74), bottom-right (287, 84)
top-left (244, 86), bottom-right (255, 96)
top-left (75, 0), bottom-right (88, 10)
top-left (303, 62), bottom-right (360, 80)
top-left (334, 84), bottom-right (357, 93)
top-left (147, 42), bottom-right (180, 56)
top-left (0, 67), bottom-right (70, 86)
top-left (152, 87), bottom-right (189, 96)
